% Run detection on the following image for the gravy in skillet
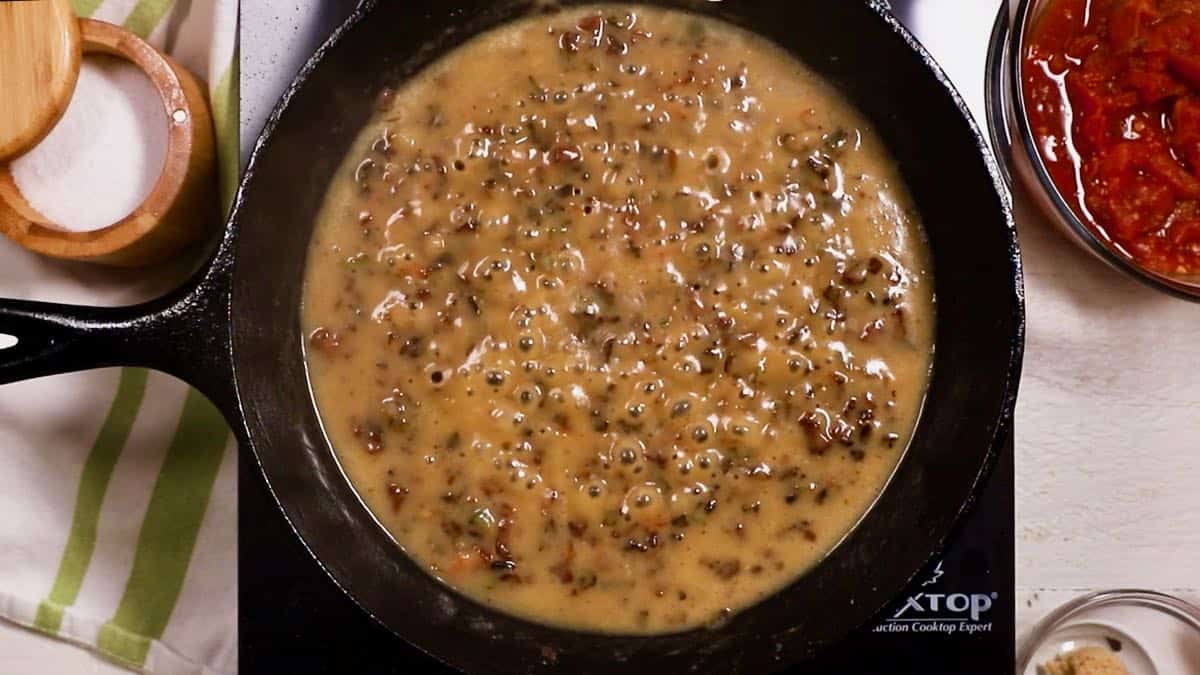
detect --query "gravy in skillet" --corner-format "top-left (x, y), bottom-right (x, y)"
top-left (303, 5), bottom-right (934, 633)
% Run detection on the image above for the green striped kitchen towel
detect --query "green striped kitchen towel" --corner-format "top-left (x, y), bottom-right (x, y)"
top-left (0, 1), bottom-right (238, 673)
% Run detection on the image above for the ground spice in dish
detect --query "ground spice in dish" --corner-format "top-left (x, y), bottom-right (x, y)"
top-left (303, 5), bottom-right (934, 633)
top-left (1039, 645), bottom-right (1131, 675)
top-left (1024, 0), bottom-right (1200, 275)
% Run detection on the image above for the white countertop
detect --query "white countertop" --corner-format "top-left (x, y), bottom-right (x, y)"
top-left (3, 0), bottom-right (1195, 672)
top-left (891, 0), bottom-right (1199, 637)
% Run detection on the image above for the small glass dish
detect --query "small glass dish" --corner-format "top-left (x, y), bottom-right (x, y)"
top-left (985, 0), bottom-right (1200, 302)
top-left (1017, 590), bottom-right (1200, 675)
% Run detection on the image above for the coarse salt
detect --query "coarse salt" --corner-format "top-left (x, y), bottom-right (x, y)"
top-left (11, 54), bottom-right (167, 233)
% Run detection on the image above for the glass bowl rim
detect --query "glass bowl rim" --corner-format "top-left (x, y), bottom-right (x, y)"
top-left (1016, 588), bottom-right (1200, 673)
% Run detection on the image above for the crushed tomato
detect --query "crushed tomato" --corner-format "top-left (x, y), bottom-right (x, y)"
top-left (1024, 0), bottom-right (1200, 275)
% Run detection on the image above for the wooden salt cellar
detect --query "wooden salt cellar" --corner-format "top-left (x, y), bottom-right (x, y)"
top-left (0, 5), bottom-right (216, 267)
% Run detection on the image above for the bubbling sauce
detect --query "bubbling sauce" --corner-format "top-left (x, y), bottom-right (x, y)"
top-left (303, 6), bottom-right (934, 634)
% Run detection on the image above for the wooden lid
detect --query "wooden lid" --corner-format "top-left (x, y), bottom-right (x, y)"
top-left (0, 0), bottom-right (81, 162)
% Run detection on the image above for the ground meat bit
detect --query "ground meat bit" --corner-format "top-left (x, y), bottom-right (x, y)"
top-left (702, 558), bottom-right (742, 579)
top-left (399, 336), bottom-right (423, 357)
top-left (309, 327), bottom-right (341, 353)
top-left (550, 145), bottom-right (583, 163)
top-left (352, 420), bottom-right (384, 453)
top-left (386, 482), bottom-right (408, 511)
top-left (550, 561), bottom-right (574, 583)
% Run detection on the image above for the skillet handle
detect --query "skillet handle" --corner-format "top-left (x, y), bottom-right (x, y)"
top-left (0, 300), bottom-right (140, 382)
top-left (0, 265), bottom-right (239, 423)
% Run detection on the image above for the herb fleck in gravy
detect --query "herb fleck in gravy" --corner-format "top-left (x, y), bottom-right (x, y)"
top-left (303, 5), bottom-right (933, 634)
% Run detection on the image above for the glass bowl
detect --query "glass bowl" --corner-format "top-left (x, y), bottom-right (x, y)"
top-left (1017, 590), bottom-right (1200, 675)
top-left (985, 0), bottom-right (1200, 302)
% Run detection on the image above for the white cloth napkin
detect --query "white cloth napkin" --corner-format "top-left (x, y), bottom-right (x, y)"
top-left (0, 1), bottom-right (238, 673)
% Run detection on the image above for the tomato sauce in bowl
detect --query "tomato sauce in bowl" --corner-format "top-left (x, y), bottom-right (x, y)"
top-left (1023, 0), bottom-right (1200, 276)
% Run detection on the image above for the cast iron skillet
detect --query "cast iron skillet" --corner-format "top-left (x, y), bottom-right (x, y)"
top-left (0, 1), bottom-right (1024, 672)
